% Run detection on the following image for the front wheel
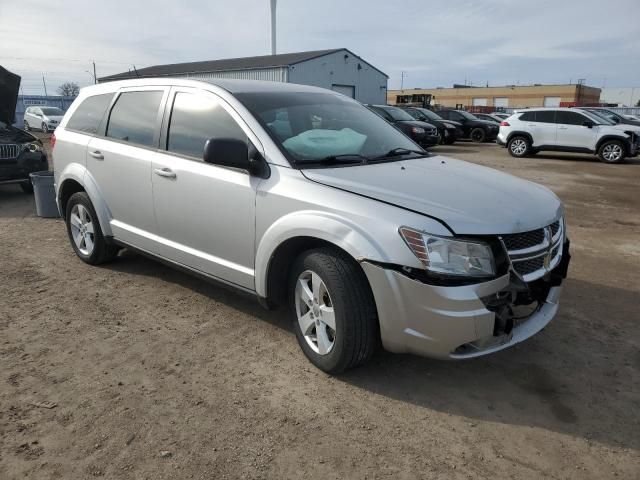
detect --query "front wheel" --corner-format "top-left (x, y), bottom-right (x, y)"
top-left (470, 127), bottom-right (486, 143)
top-left (507, 136), bottom-right (531, 157)
top-left (598, 140), bottom-right (626, 164)
top-left (65, 192), bottom-right (119, 265)
top-left (289, 248), bottom-right (378, 373)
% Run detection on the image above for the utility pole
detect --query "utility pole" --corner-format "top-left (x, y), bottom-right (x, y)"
top-left (400, 71), bottom-right (407, 90)
top-left (42, 75), bottom-right (48, 96)
top-left (270, 0), bottom-right (277, 55)
top-left (93, 61), bottom-right (97, 84)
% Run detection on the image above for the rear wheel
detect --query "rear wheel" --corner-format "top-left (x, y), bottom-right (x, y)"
top-left (598, 140), bottom-right (625, 164)
top-left (470, 127), bottom-right (486, 143)
top-left (507, 136), bottom-right (531, 157)
top-left (65, 192), bottom-right (119, 265)
top-left (289, 248), bottom-right (378, 373)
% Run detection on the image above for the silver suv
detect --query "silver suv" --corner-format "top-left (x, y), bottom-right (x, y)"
top-left (53, 79), bottom-right (570, 373)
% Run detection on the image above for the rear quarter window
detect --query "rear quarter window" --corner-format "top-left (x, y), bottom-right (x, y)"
top-left (66, 93), bottom-right (114, 134)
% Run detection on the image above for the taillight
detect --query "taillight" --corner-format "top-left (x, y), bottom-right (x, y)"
top-left (500, 121), bottom-right (510, 127)
top-left (50, 132), bottom-right (56, 149)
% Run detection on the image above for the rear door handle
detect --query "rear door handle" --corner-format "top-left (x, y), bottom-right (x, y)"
top-left (89, 150), bottom-right (104, 160)
top-left (558, 126), bottom-right (568, 130)
top-left (154, 167), bottom-right (176, 179)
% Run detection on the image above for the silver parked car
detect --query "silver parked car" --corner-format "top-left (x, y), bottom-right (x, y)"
top-left (24, 106), bottom-right (65, 133)
top-left (52, 79), bottom-right (570, 373)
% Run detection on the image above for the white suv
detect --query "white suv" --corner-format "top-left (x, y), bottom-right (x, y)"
top-left (498, 108), bottom-right (639, 163)
top-left (24, 106), bottom-right (65, 133)
top-left (52, 79), bottom-right (570, 372)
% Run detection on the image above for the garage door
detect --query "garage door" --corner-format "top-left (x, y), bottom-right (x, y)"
top-left (332, 84), bottom-right (355, 98)
top-left (472, 98), bottom-right (487, 106)
top-left (543, 96), bottom-right (561, 107)
top-left (493, 97), bottom-right (508, 108)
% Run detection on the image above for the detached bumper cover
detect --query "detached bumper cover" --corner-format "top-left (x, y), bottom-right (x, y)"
top-left (361, 241), bottom-right (570, 359)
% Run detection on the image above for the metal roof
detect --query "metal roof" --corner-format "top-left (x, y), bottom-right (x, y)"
top-left (99, 48), bottom-right (386, 82)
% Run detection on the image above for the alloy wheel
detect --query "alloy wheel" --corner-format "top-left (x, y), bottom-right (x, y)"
top-left (602, 143), bottom-right (622, 162)
top-left (42, 123), bottom-right (48, 133)
top-left (510, 138), bottom-right (527, 156)
top-left (295, 270), bottom-right (336, 355)
top-left (69, 204), bottom-right (95, 256)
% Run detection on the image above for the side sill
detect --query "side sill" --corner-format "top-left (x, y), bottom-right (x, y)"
top-left (110, 237), bottom-right (258, 299)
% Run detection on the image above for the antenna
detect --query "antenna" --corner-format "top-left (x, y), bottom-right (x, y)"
top-left (270, 0), bottom-right (277, 55)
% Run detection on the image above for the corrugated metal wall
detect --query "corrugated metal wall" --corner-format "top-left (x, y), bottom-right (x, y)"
top-left (185, 67), bottom-right (288, 83)
top-left (288, 50), bottom-right (388, 104)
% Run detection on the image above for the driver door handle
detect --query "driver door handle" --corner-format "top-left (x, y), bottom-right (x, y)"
top-left (89, 150), bottom-right (104, 160)
top-left (558, 126), bottom-right (568, 130)
top-left (154, 167), bottom-right (177, 179)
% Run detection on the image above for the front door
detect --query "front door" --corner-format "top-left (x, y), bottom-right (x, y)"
top-left (86, 87), bottom-right (167, 249)
top-left (555, 111), bottom-right (596, 148)
top-left (150, 88), bottom-right (260, 290)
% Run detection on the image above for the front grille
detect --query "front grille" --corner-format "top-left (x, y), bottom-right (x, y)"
top-left (0, 144), bottom-right (21, 160)
top-left (501, 219), bottom-right (563, 281)
top-left (501, 229), bottom-right (545, 251)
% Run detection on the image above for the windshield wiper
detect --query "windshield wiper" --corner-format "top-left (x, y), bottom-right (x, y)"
top-left (373, 147), bottom-right (427, 160)
top-left (299, 154), bottom-right (370, 166)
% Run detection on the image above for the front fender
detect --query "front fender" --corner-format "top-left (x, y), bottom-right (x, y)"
top-left (254, 210), bottom-right (394, 297)
top-left (57, 163), bottom-right (113, 236)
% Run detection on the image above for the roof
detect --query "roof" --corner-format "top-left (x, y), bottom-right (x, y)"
top-left (99, 48), bottom-right (370, 82)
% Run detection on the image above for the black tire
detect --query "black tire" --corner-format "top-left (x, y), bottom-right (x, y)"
top-left (65, 192), bottom-right (119, 265)
top-left (437, 129), bottom-right (444, 145)
top-left (288, 248), bottom-right (378, 373)
top-left (443, 136), bottom-right (456, 145)
top-left (41, 122), bottom-right (48, 134)
top-left (597, 140), bottom-right (626, 164)
top-left (470, 127), bottom-right (486, 143)
top-left (24, 121), bottom-right (30, 132)
top-left (507, 135), bottom-right (531, 158)
top-left (20, 181), bottom-right (34, 194)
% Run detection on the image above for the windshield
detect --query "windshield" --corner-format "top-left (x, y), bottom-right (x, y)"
top-left (236, 92), bottom-right (422, 164)
top-left (379, 106), bottom-right (415, 121)
top-left (582, 110), bottom-right (614, 125)
top-left (459, 111), bottom-right (479, 120)
top-left (41, 107), bottom-right (64, 116)
top-left (416, 108), bottom-right (443, 121)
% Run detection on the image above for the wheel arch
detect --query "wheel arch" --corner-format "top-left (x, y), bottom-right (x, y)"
top-left (506, 131), bottom-right (534, 145)
top-left (596, 135), bottom-right (631, 155)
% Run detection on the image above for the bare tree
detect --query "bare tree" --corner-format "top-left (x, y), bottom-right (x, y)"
top-left (57, 82), bottom-right (80, 97)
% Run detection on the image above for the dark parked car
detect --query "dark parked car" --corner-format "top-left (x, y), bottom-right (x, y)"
top-left (573, 107), bottom-right (640, 127)
top-left (366, 105), bottom-right (440, 147)
top-left (474, 113), bottom-right (503, 124)
top-left (436, 109), bottom-right (499, 142)
top-left (399, 107), bottom-right (463, 145)
top-left (0, 66), bottom-right (48, 193)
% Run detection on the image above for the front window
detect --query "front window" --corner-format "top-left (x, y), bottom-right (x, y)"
top-left (378, 106), bottom-right (416, 122)
top-left (236, 92), bottom-right (422, 165)
top-left (40, 107), bottom-right (64, 116)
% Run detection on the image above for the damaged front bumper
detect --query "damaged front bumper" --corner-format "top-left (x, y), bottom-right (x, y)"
top-left (361, 240), bottom-right (570, 360)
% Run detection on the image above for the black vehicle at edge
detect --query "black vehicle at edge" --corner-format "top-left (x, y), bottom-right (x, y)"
top-left (435, 109), bottom-right (500, 143)
top-left (399, 106), bottom-right (463, 145)
top-left (0, 66), bottom-right (49, 193)
top-left (366, 104), bottom-right (440, 147)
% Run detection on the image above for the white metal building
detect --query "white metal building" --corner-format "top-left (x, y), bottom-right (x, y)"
top-left (99, 49), bottom-right (388, 104)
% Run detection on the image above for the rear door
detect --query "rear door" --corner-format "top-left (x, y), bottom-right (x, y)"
top-left (86, 87), bottom-right (168, 248)
top-left (150, 87), bottom-right (260, 289)
top-left (555, 111), bottom-right (596, 149)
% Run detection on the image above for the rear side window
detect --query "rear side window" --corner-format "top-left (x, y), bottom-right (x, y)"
top-left (66, 93), bottom-right (114, 134)
top-left (556, 111), bottom-right (587, 126)
top-left (519, 111), bottom-right (535, 121)
top-left (106, 91), bottom-right (163, 147)
top-left (535, 110), bottom-right (556, 123)
top-left (167, 92), bottom-right (246, 159)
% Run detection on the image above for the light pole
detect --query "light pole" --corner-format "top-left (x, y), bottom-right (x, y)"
top-left (270, 0), bottom-right (277, 55)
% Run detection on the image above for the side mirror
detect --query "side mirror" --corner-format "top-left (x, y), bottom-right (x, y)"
top-left (582, 120), bottom-right (594, 128)
top-left (203, 138), bottom-right (269, 178)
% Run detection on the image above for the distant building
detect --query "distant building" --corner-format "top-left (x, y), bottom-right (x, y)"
top-left (99, 48), bottom-right (388, 104)
top-left (387, 83), bottom-right (601, 110)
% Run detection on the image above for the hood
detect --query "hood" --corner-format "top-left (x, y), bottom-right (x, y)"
top-left (0, 66), bottom-right (20, 125)
top-left (0, 122), bottom-right (38, 144)
top-left (397, 120), bottom-right (436, 129)
top-left (302, 155), bottom-right (563, 235)
top-left (43, 115), bottom-right (64, 122)
top-left (605, 123), bottom-right (640, 135)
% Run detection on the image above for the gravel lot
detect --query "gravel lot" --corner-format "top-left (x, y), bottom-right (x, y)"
top-left (1, 135), bottom-right (639, 479)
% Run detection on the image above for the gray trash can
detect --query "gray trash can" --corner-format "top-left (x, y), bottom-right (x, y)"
top-left (30, 171), bottom-right (60, 218)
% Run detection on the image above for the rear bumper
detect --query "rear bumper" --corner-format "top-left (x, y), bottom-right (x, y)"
top-left (361, 242), bottom-right (570, 360)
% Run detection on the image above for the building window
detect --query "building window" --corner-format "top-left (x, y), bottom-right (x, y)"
top-left (493, 97), bottom-right (508, 108)
top-left (543, 96), bottom-right (561, 107)
top-left (472, 98), bottom-right (487, 107)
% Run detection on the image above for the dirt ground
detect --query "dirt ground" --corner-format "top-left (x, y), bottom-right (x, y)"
top-left (1, 135), bottom-right (639, 480)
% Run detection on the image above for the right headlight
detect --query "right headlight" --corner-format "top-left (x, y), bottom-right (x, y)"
top-left (399, 227), bottom-right (495, 277)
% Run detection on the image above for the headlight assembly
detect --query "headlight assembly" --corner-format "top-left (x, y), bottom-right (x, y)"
top-left (399, 227), bottom-right (495, 277)
top-left (23, 142), bottom-right (42, 153)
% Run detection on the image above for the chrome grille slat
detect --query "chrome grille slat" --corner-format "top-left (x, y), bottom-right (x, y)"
top-left (0, 144), bottom-right (21, 160)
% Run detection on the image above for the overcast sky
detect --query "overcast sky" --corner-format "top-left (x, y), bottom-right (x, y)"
top-left (1, 0), bottom-right (639, 95)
